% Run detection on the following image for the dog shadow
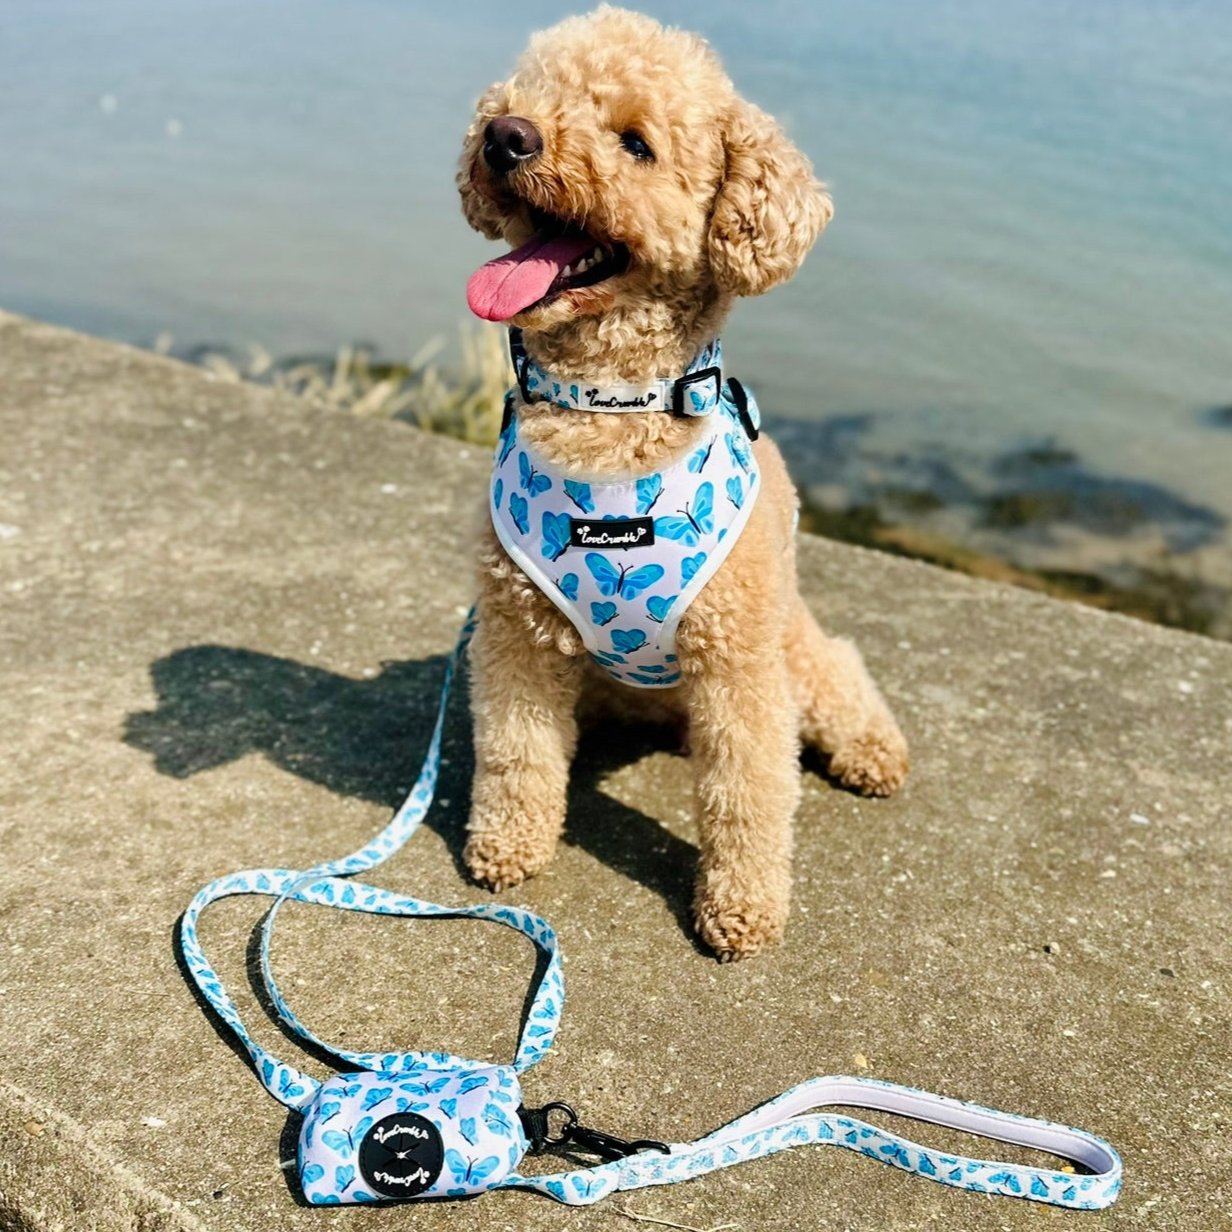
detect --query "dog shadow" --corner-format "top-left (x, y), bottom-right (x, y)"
top-left (125, 645), bottom-right (698, 932)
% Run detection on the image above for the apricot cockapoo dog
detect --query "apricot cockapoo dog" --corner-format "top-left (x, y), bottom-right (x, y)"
top-left (457, 6), bottom-right (908, 960)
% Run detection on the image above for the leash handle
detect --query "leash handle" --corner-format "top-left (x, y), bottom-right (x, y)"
top-left (505, 1076), bottom-right (1122, 1209)
top-left (181, 870), bottom-right (564, 1109)
top-left (179, 613), bottom-right (567, 1109)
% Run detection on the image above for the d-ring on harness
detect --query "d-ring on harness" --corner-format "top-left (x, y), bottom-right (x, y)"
top-left (179, 614), bottom-right (1122, 1208)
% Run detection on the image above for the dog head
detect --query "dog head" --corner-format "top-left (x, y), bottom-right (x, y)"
top-left (459, 6), bottom-right (832, 337)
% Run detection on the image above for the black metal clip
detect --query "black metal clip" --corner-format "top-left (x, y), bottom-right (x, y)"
top-left (725, 376), bottom-right (759, 440)
top-left (519, 1101), bottom-right (670, 1161)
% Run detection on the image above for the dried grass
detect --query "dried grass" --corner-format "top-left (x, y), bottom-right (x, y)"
top-left (177, 324), bottom-right (512, 447)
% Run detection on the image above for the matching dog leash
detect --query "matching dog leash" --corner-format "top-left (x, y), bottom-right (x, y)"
top-left (178, 613), bottom-right (1123, 1209)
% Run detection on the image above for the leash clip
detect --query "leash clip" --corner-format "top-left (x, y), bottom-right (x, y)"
top-left (520, 1101), bottom-right (670, 1161)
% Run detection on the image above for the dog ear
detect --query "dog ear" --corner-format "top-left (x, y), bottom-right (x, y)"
top-left (708, 100), bottom-right (833, 297)
top-left (457, 82), bottom-right (509, 241)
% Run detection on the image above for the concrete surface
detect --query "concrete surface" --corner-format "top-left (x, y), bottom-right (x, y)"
top-left (1, 310), bottom-right (1229, 1231)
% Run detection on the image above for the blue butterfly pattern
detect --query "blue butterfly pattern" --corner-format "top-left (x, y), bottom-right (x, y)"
top-left (611, 628), bottom-right (648, 654)
top-left (541, 511), bottom-right (571, 561)
top-left (682, 552), bottom-right (706, 586)
top-left (654, 482), bottom-right (714, 547)
top-left (497, 418), bottom-right (517, 465)
top-left (519, 451), bottom-right (551, 496)
top-left (509, 492), bottom-right (529, 534)
top-left (725, 431), bottom-right (751, 472)
top-left (688, 439), bottom-right (714, 472)
top-left (646, 594), bottom-right (676, 623)
top-left (636, 474), bottom-right (663, 513)
top-left (298, 1066), bottom-right (530, 1204)
top-left (585, 553), bottom-right (664, 599)
top-left (488, 391), bottom-right (761, 688)
top-left (564, 479), bottom-right (594, 513)
top-left (445, 1149), bottom-right (501, 1186)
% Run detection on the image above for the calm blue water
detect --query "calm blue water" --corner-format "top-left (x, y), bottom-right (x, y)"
top-left (3, 0), bottom-right (1231, 586)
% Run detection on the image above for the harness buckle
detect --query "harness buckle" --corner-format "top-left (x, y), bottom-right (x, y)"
top-left (725, 376), bottom-right (759, 440)
top-left (672, 366), bottom-right (722, 417)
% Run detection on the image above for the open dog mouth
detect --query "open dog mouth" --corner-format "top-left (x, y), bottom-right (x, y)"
top-left (466, 207), bottom-right (631, 322)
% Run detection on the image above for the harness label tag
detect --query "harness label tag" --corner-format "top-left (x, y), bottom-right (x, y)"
top-left (569, 517), bottom-right (655, 550)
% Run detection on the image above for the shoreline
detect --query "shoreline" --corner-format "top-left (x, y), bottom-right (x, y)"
top-left (172, 332), bottom-right (1231, 643)
top-left (798, 497), bottom-right (1227, 637)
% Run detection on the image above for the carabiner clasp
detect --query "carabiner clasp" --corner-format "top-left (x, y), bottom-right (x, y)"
top-left (519, 1101), bottom-right (670, 1161)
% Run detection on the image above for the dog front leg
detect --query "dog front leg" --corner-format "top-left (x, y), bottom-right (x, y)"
top-left (688, 654), bottom-right (801, 961)
top-left (465, 599), bottom-right (582, 891)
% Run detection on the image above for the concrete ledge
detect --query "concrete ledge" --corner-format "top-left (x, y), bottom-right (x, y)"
top-left (1, 311), bottom-right (1229, 1230)
top-left (0, 1077), bottom-right (207, 1232)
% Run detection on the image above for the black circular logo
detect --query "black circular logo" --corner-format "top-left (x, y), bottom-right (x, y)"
top-left (358, 1112), bottom-right (444, 1198)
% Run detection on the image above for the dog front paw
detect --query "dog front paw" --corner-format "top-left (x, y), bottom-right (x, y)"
top-left (694, 883), bottom-right (788, 962)
top-left (829, 721), bottom-right (909, 798)
top-left (464, 826), bottom-right (556, 892)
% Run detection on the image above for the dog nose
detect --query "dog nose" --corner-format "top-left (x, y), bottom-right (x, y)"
top-left (483, 116), bottom-right (543, 175)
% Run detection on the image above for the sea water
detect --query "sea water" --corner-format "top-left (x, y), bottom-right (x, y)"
top-left (2, 0), bottom-right (1229, 611)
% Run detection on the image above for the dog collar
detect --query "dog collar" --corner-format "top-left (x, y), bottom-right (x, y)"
top-left (510, 328), bottom-right (725, 417)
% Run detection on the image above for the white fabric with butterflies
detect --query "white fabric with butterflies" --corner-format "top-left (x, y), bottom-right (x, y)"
top-left (489, 398), bottom-right (759, 688)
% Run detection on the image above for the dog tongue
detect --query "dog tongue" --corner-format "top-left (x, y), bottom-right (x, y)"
top-left (467, 231), bottom-right (596, 321)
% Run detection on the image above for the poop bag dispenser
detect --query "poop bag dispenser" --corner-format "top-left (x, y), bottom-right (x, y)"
top-left (299, 1066), bottom-right (526, 1203)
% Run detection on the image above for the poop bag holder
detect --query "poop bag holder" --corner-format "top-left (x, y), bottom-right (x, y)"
top-left (180, 614), bottom-right (1124, 1210)
top-left (303, 1066), bottom-right (521, 1200)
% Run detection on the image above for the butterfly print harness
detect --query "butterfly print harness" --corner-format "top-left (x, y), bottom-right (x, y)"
top-left (180, 619), bottom-right (1123, 1210)
top-left (492, 331), bottom-right (760, 687)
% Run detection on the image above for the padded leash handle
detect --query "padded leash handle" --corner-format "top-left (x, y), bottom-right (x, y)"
top-left (505, 1076), bottom-right (1121, 1209)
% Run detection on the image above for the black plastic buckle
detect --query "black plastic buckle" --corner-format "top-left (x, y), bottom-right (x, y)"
top-left (507, 326), bottom-right (535, 405)
top-left (519, 1101), bottom-right (670, 1162)
top-left (515, 356), bottom-right (534, 404)
top-left (725, 376), bottom-right (759, 440)
top-left (672, 366), bottom-right (722, 417)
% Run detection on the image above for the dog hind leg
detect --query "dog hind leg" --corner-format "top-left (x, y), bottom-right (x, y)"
top-left (786, 594), bottom-right (909, 797)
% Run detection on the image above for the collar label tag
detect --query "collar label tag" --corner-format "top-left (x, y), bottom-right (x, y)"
top-left (569, 517), bottom-right (655, 549)
top-left (583, 387), bottom-right (658, 409)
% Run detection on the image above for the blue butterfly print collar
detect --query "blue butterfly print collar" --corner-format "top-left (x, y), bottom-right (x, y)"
top-left (508, 329), bottom-right (734, 419)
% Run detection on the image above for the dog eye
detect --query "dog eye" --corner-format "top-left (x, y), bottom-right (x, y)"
top-left (619, 130), bottom-right (655, 161)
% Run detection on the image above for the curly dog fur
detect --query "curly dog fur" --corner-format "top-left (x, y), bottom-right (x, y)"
top-left (457, 6), bottom-right (908, 959)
